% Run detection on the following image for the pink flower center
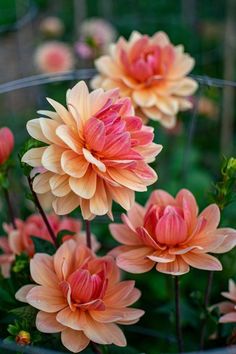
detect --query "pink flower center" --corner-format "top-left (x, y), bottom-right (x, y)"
top-left (120, 38), bottom-right (175, 84)
top-left (60, 267), bottom-right (108, 306)
top-left (144, 205), bottom-right (189, 247)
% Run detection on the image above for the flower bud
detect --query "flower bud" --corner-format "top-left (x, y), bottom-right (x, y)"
top-left (15, 330), bottom-right (31, 345)
top-left (0, 127), bottom-right (14, 165)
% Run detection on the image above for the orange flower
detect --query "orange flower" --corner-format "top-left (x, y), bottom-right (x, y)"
top-left (34, 41), bottom-right (74, 73)
top-left (16, 240), bottom-right (144, 353)
top-left (22, 81), bottom-right (162, 219)
top-left (92, 31), bottom-right (198, 128)
top-left (0, 214), bottom-right (99, 278)
top-left (0, 127), bottom-right (14, 165)
top-left (109, 189), bottom-right (236, 275)
top-left (214, 279), bottom-right (236, 324)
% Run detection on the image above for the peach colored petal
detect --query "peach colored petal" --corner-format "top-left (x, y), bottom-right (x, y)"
top-left (39, 118), bottom-right (66, 146)
top-left (61, 328), bottom-right (90, 353)
top-left (106, 185), bottom-right (134, 211)
top-left (49, 174), bottom-right (70, 197)
top-left (212, 228), bottom-right (236, 253)
top-left (181, 252), bottom-right (222, 271)
top-left (132, 90), bottom-right (156, 108)
top-left (90, 179), bottom-right (109, 215)
top-left (56, 125), bottom-right (83, 153)
top-left (219, 312), bottom-right (236, 323)
top-left (52, 192), bottom-right (80, 215)
top-left (90, 308), bottom-right (124, 323)
top-left (156, 257), bottom-right (190, 275)
top-left (27, 286), bottom-right (66, 312)
top-left (117, 247), bottom-right (154, 273)
top-left (8, 230), bottom-right (23, 255)
top-left (22, 147), bottom-right (47, 167)
top-left (104, 280), bottom-right (138, 307)
top-left (174, 78), bottom-right (198, 96)
top-left (147, 189), bottom-right (175, 208)
top-left (82, 148), bottom-right (106, 172)
top-left (36, 311), bottom-right (65, 333)
top-left (148, 250), bottom-right (175, 263)
top-left (56, 307), bottom-right (83, 330)
top-left (95, 56), bottom-right (123, 78)
top-left (127, 202), bottom-right (145, 228)
top-left (109, 224), bottom-right (143, 246)
top-left (26, 119), bottom-right (51, 144)
top-left (61, 150), bottom-right (89, 178)
top-left (198, 204), bottom-right (220, 232)
top-left (81, 312), bottom-right (127, 346)
top-left (53, 239), bottom-right (76, 281)
top-left (30, 254), bottom-right (58, 288)
top-left (37, 109), bottom-right (62, 122)
top-left (41, 144), bottom-right (65, 174)
top-left (46, 97), bottom-right (75, 126)
top-left (33, 172), bottom-right (53, 194)
top-left (67, 81), bottom-right (91, 123)
top-left (108, 168), bottom-right (147, 191)
top-left (69, 167), bottom-right (97, 199)
top-left (15, 284), bottom-right (35, 302)
top-left (213, 301), bottom-right (235, 314)
top-left (176, 188), bottom-right (198, 231)
top-left (155, 95), bottom-right (179, 116)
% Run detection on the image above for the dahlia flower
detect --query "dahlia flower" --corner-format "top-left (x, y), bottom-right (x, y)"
top-left (16, 240), bottom-right (144, 353)
top-left (214, 279), bottom-right (236, 323)
top-left (39, 17), bottom-right (64, 37)
top-left (22, 81), bottom-right (162, 219)
top-left (34, 42), bottom-right (74, 74)
top-left (109, 189), bottom-right (236, 275)
top-left (0, 127), bottom-right (14, 165)
top-left (0, 214), bottom-right (99, 278)
top-left (92, 31), bottom-right (198, 128)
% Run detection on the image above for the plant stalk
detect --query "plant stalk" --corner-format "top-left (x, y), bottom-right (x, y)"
top-left (85, 220), bottom-right (92, 249)
top-left (174, 276), bottom-right (184, 353)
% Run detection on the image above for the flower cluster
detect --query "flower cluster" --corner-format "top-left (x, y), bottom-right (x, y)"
top-left (16, 240), bottom-right (144, 353)
top-left (92, 31), bottom-right (198, 127)
top-left (22, 81), bottom-right (162, 219)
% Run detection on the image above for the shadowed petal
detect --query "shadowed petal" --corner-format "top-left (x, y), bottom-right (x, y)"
top-left (61, 328), bottom-right (90, 353)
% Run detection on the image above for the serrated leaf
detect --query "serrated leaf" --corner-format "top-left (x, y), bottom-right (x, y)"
top-left (56, 229), bottom-right (76, 245)
top-left (10, 306), bottom-right (37, 325)
top-left (31, 236), bottom-right (56, 255)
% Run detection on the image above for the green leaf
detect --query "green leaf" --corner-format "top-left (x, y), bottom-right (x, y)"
top-left (31, 236), bottom-right (56, 255)
top-left (56, 229), bottom-right (76, 245)
top-left (7, 324), bottom-right (19, 336)
top-left (10, 306), bottom-right (37, 326)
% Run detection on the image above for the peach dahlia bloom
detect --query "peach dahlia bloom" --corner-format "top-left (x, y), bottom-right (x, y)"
top-left (22, 81), bottom-right (162, 219)
top-left (16, 240), bottom-right (144, 353)
top-left (34, 42), bottom-right (74, 74)
top-left (109, 189), bottom-right (236, 275)
top-left (92, 31), bottom-right (198, 128)
top-left (0, 214), bottom-right (99, 278)
top-left (214, 279), bottom-right (236, 324)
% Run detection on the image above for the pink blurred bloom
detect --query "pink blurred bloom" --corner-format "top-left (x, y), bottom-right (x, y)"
top-left (0, 127), bottom-right (14, 165)
top-left (0, 214), bottom-right (99, 278)
top-left (213, 279), bottom-right (236, 324)
top-left (15, 240), bottom-right (144, 353)
top-left (39, 17), bottom-right (64, 37)
top-left (75, 42), bottom-right (93, 59)
top-left (22, 81), bottom-right (162, 219)
top-left (80, 18), bottom-right (117, 47)
top-left (109, 189), bottom-right (236, 276)
top-left (34, 42), bottom-right (74, 74)
top-left (92, 31), bottom-right (198, 128)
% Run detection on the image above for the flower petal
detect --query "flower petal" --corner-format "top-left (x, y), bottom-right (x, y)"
top-left (156, 257), bottom-right (190, 275)
top-left (30, 254), bottom-right (58, 288)
top-left (181, 252), bottom-right (222, 271)
top-left (61, 328), bottom-right (90, 353)
top-left (36, 311), bottom-right (65, 333)
top-left (27, 286), bottom-right (67, 312)
top-left (15, 284), bottom-right (35, 302)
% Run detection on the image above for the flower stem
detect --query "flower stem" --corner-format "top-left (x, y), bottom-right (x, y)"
top-left (85, 220), bottom-right (92, 249)
top-left (3, 188), bottom-right (17, 229)
top-left (200, 271), bottom-right (214, 349)
top-left (27, 176), bottom-right (57, 247)
top-left (174, 276), bottom-right (184, 353)
top-left (91, 342), bottom-right (103, 354)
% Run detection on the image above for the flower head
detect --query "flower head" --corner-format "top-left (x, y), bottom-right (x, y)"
top-left (0, 214), bottom-right (99, 277)
top-left (213, 279), bottom-right (236, 324)
top-left (0, 127), bottom-right (14, 165)
top-left (92, 31), bottom-right (198, 128)
top-left (34, 42), bottom-right (74, 73)
top-left (16, 240), bottom-right (144, 353)
top-left (109, 189), bottom-right (236, 275)
top-left (22, 81), bottom-right (162, 219)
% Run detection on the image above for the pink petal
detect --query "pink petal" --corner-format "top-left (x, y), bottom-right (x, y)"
top-left (56, 307), bottom-right (83, 330)
top-left (148, 250), bottom-right (175, 263)
top-left (199, 204), bottom-right (220, 232)
top-left (212, 228), bottom-right (236, 254)
top-left (109, 224), bottom-right (142, 246)
top-left (27, 286), bottom-right (66, 312)
top-left (36, 311), bottom-right (65, 333)
top-left (84, 117), bottom-right (105, 152)
top-left (117, 247), bottom-right (154, 273)
top-left (53, 239), bottom-right (77, 281)
top-left (181, 252), bottom-right (222, 271)
top-left (61, 328), bottom-right (90, 353)
top-left (219, 312), bottom-right (236, 323)
top-left (146, 189), bottom-right (175, 208)
top-left (30, 254), bottom-right (58, 288)
top-left (156, 257), bottom-right (190, 275)
top-left (15, 284), bottom-right (35, 302)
